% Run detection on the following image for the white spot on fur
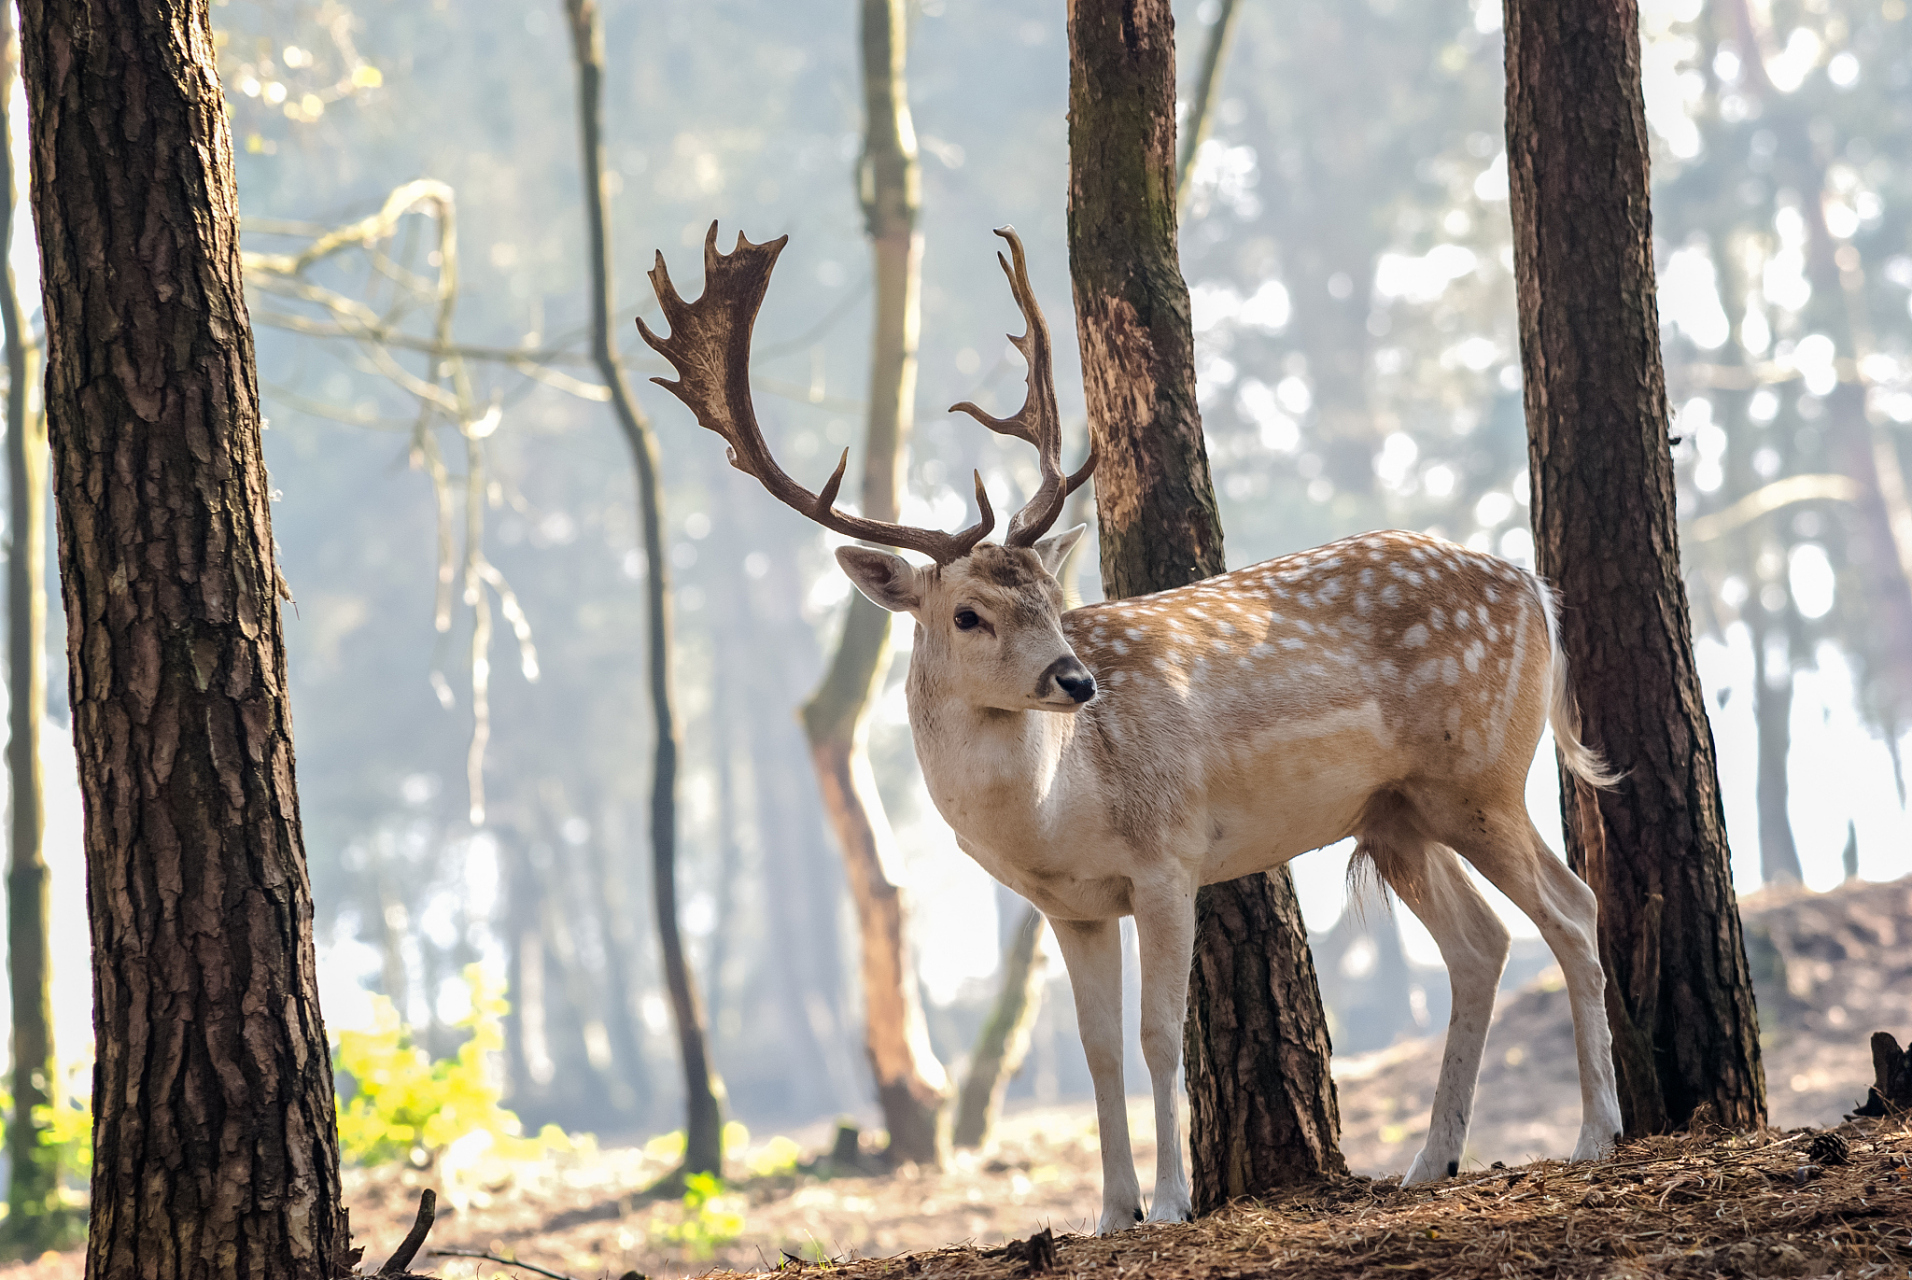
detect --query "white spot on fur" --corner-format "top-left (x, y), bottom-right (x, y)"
top-left (1251, 643), bottom-right (1274, 657)
top-left (1464, 641), bottom-right (1485, 673)
top-left (1112, 640), bottom-right (1129, 656)
top-left (1280, 636), bottom-right (1306, 650)
top-left (1442, 656), bottom-right (1460, 684)
top-left (1126, 628), bottom-right (1144, 640)
top-left (1403, 623), bottom-right (1430, 648)
top-left (1381, 583), bottom-right (1403, 607)
top-left (1430, 608), bottom-right (1446, 631)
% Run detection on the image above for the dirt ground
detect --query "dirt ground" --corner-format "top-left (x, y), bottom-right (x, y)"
top-left (4, 877), bottom-right (1907, 1280)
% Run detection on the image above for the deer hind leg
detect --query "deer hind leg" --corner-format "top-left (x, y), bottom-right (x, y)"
top-left (1049, 916), bottom-right (1145, 1233)
top-left (1440, 809), bottom-right (1623, 1164)
top-left (1360, 804), bottom-right (1510, 1186)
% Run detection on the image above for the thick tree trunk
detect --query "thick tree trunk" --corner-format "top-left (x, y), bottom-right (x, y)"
top-left (1, 2), bottom-right (65, 1250)
top-left (1503, 0), bottom-right (1766, 1134)
top-left (561, 0), bottom-right (724, 1176)
top-left (16, 0), bottom-right (352, 1274)
top-left (799, 0), bottom-right (948, 1166)
top-left (1183, 864), bottom-right (1346, 1202)
top-left (952, 904), bottom-right (1047, 1148)
top-left (1065, 0), bottom-right (1344, 1213)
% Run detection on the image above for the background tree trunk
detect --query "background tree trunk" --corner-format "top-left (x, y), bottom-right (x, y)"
top-left (952, 904), bottom-right (1046, 1149)
top-left (0, 1), bottom-right (66, 1251)
top-left (799, 0), bottom-right (948, 1166)
top-left (1065, 0), bottom-right (1344, 1213)
top-left (561, 0), bottom-right (724, 1176)
top-left (16, 0), bottom-right (352, 1273)
top-left (1503, 0), bottom-right (1766, 1134)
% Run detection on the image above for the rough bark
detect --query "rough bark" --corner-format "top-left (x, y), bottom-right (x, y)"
top-left (798, 0), bottom-right (948, 1166)
top-left (1503, 0), bottom-right (1766, 1133)
top-left (16, 0), bottom-right (353, 1274)
top-left (952, 904), bottom-right (1047, 1148)
top-left (1, 1), bottom-right (65, 1250)
top-left (561, 0), bottom-right (724, 1175)
top-left (1066, 0), bottom-right (1344, 1212)
top-left (1183, 864), bottom-right (1347, 1203)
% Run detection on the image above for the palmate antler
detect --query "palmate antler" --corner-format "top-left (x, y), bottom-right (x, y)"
top-left (950, 227), bottom-right (1096, 547)
top-left (638, 223), bottom-right (1093, 564)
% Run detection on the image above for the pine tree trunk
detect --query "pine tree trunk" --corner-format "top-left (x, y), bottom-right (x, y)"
top-left (799, 0), bottom-right (949, 1166)
top-left (1065, 0), bottom-right (1344, 1213)
top-left (1503, 0), bottom-right (1766, 1134)
top-left (561, 0), bottom-right (724, 1176)
top-left (0, 1), bottom-right (64, 1250)
top-left (15, 0), bottom-right (352, 1273)
top-left (952, 904), bottom-right (1047, 1148)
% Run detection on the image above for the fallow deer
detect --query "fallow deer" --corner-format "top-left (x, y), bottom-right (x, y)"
top-left (640, 224), bottom-right (1623, 1231)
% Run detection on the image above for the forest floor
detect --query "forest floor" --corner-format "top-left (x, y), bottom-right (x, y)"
top-left (3, 878), bottom-right (1907, 1280)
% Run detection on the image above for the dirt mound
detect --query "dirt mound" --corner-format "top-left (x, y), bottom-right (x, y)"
top-left (1337, 875), bottom-right (1912, 1175)
top-left (800, 1119), bottom-right (1912, 1280)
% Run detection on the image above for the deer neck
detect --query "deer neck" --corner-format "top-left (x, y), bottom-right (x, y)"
top-left (904, 653), bottom-right (1082, 851)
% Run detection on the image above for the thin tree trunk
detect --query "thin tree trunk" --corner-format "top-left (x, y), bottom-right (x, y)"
top-left (0, 1), bottom-right (64, 1251)
top-left (1066, 0), bottom-right (1344, 1213)
top-left (952, 904), bottom-right (1047, 1148)
top-left (16, 0), bottom-right (352, 1273)
top-left (1749, 614), bottom-right (1802, 885)
top-left (1725, 0), bottom-right (1912, 727)
top-left (561, 0), bottom-right (724, 1176)
top-left (799, 0), bottom-right (949, 1166)
top-left (1503, 0), bottom-right (1766, 1134)
top-left (579, 797), bottom-right (653, 1114)
top-left (1175, 0), bottom-right (1242, 207)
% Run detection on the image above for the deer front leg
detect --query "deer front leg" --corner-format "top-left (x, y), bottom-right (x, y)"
top-left (1132, 882), bottom-right (1196, 1223)
top-left (1050, 915), bottom-right (1144, 1232)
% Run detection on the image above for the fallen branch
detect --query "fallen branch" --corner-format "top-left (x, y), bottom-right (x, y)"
top-left (378, 1189), bottom-right (437, 1276)
top-left (429, 1247), bottom-right (589, 1280)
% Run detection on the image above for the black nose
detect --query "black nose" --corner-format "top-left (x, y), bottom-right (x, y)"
top-left (1057, 670), bottom-right (1097, 703)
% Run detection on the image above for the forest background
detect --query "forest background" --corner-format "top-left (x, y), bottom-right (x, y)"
top-left (4, 0), bottom-right (1911, 1148)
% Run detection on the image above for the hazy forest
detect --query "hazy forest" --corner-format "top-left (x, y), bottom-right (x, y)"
top-left (0, 0), bottom-right (1909, 1276)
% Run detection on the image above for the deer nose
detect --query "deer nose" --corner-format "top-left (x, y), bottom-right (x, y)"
top-left (1050, 658), bottom-right (1097, 704)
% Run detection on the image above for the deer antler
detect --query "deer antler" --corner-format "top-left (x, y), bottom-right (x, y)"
top-left (949, 227), bottom-right (1095, 547)
top-left (638, 223), bottom-right (995, 565)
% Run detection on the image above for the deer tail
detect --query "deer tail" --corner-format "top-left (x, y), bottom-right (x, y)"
top-left (1528, 572), bottom-right (1622, 789)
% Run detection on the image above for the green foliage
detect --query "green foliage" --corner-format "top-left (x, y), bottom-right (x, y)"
top-left (0, 1071), bottom-right (91, 1254)
top-left (650, 1171), bottom-right (745, 1261)
top-left (33, 1095), bottom-right (92, 1187)
top-left (333, 964), bottom-right (568, 1167)
top-left (0, 1070), bottom-right (94, 1190)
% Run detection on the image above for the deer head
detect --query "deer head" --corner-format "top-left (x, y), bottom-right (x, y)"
top-left (639, 223), bottom-right (1098, 712)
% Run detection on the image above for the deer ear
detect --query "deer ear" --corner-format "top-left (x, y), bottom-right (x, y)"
top-left (1033, 524), bottom-right (1087, 577)
top-left (836, 547), bottom-right (922, 612)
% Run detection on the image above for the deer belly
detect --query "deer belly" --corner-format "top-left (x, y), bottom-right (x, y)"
top-left (1198, 714), bottom-right (1397, 883)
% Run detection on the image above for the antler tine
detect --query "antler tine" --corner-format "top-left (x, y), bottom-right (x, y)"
top-left (639, 224), bottom-right (994, 564)
top-left (947, 227), bottom-right (1094, 547)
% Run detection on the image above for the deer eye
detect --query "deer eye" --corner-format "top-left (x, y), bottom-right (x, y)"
top-left (954, 608), bottom-right (982, 632)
